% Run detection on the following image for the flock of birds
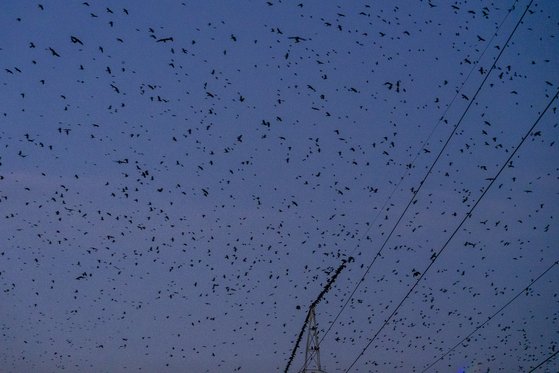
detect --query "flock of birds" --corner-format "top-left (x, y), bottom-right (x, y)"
top-left (1, 1), bottom-right (557, 372)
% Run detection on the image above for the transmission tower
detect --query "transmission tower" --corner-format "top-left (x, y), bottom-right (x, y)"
top-left (300, 305), bottom-right (327, 373)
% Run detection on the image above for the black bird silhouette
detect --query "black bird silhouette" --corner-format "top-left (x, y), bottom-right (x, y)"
top-left (157, 37), bottom-right (174, 43)
top-left (288, 36), bottom-right (306, 43)
top-left (71, 36), bottom-right (84, 45)
top-left (48, 47), bottom-right (60, 57)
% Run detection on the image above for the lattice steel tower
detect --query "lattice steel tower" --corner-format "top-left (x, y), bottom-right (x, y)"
top-left (300, 305), bottom-right (327, 373)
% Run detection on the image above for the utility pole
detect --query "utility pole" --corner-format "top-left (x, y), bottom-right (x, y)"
top-left (301, 305), bottom-right (327, 373)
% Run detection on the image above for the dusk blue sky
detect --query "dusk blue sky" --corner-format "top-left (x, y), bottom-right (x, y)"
top-left (1, 1), bottom-right (558, 372)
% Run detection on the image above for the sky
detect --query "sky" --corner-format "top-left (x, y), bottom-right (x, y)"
top-left (0, 1), bottom-right (558, 372)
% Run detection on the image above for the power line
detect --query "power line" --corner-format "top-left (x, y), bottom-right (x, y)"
top-left (528, 349), bottom-right (559, 373)
top-left (343, 88), bottom-right (559, 372)
top-left (294, 0), bottom-right (533, 372)
top-left (421, 260), bottom-right (559, 372)
top-left (289, 1), bottom-right (527, 370)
